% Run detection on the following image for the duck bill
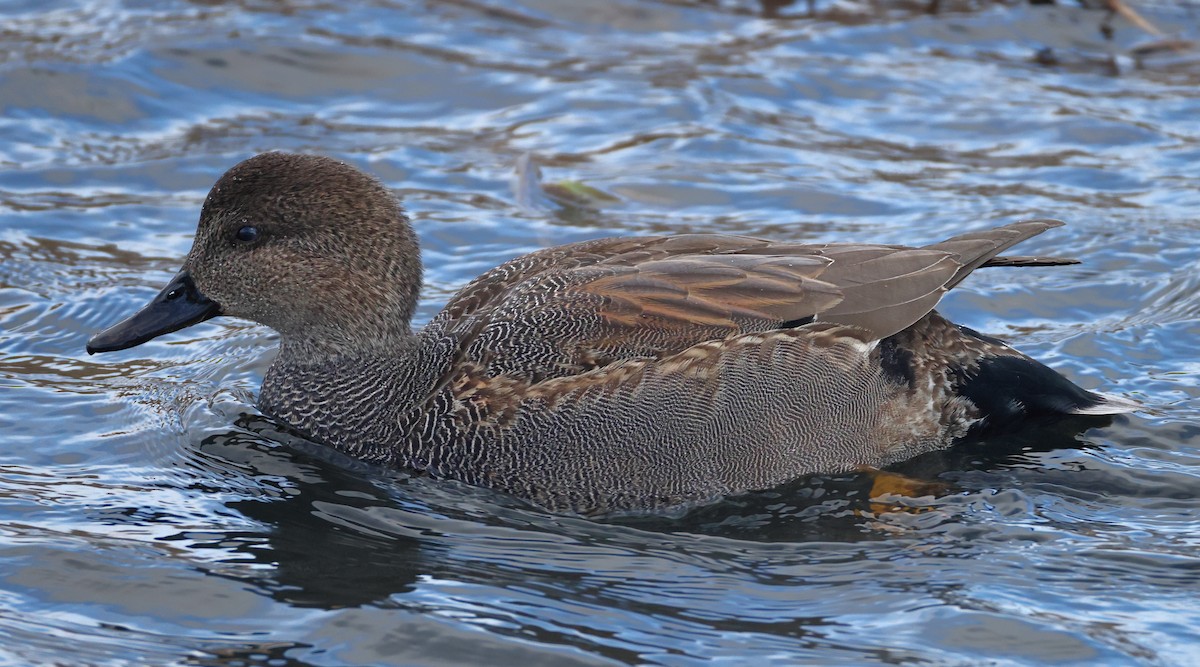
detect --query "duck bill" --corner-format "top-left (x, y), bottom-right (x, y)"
top-left (86, 270), bottom-right (221, 354)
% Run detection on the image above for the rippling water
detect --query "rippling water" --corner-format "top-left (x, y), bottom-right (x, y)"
top-left (1, 1), bottom-right (1198, 665)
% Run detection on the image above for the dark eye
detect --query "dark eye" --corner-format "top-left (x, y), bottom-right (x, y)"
top-left (235, 226), bottom-right (259, 243)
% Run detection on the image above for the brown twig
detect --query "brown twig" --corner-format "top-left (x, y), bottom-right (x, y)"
top-left (1105, 0), bottom-right (1166, 38)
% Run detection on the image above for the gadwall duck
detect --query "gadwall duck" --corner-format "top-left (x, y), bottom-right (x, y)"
top-left (87, 152), bottom-right (1135, 514)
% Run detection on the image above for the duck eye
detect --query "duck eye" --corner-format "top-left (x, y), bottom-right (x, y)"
top-left (234, 226), bottom-right (259, 243)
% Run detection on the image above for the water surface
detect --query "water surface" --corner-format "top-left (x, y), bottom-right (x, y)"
top-left (1, 1), bottom-right (1198, 665)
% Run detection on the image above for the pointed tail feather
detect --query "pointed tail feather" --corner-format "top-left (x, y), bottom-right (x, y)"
top-left (930, 219), bottom-right (1068, 289)
top-left (982, 255), bottom-right (1081, 268)
top-left (1068, 391), bottom-right (1143, 416)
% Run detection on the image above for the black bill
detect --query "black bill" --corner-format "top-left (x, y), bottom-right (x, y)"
top-left (86, 270), bottom-right (220, 354)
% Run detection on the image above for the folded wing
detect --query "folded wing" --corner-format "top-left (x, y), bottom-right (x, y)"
top-left (428, 220), bottom-right (1066, 383)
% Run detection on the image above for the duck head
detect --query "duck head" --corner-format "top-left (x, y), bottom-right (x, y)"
top-left (87, 152), bottom-right (423, 355)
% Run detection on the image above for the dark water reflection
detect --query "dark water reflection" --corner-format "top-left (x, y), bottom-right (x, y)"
top-left (1, 0), bottom-right (1198, 665)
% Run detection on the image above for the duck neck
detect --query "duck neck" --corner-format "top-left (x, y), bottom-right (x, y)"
top-left (258, 330), bottom-right (443, 464)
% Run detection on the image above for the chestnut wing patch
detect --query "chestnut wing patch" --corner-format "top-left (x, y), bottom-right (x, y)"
top-left (579, 253), bottom-right (842, 333)
top-left (433, 234), bottom-right (804, 326)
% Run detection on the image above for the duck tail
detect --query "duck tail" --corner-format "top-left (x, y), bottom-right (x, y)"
top-left (957, 350), bottom-right (1140, 426)
top-left (1067, 391), bottom-right (1142, 416)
